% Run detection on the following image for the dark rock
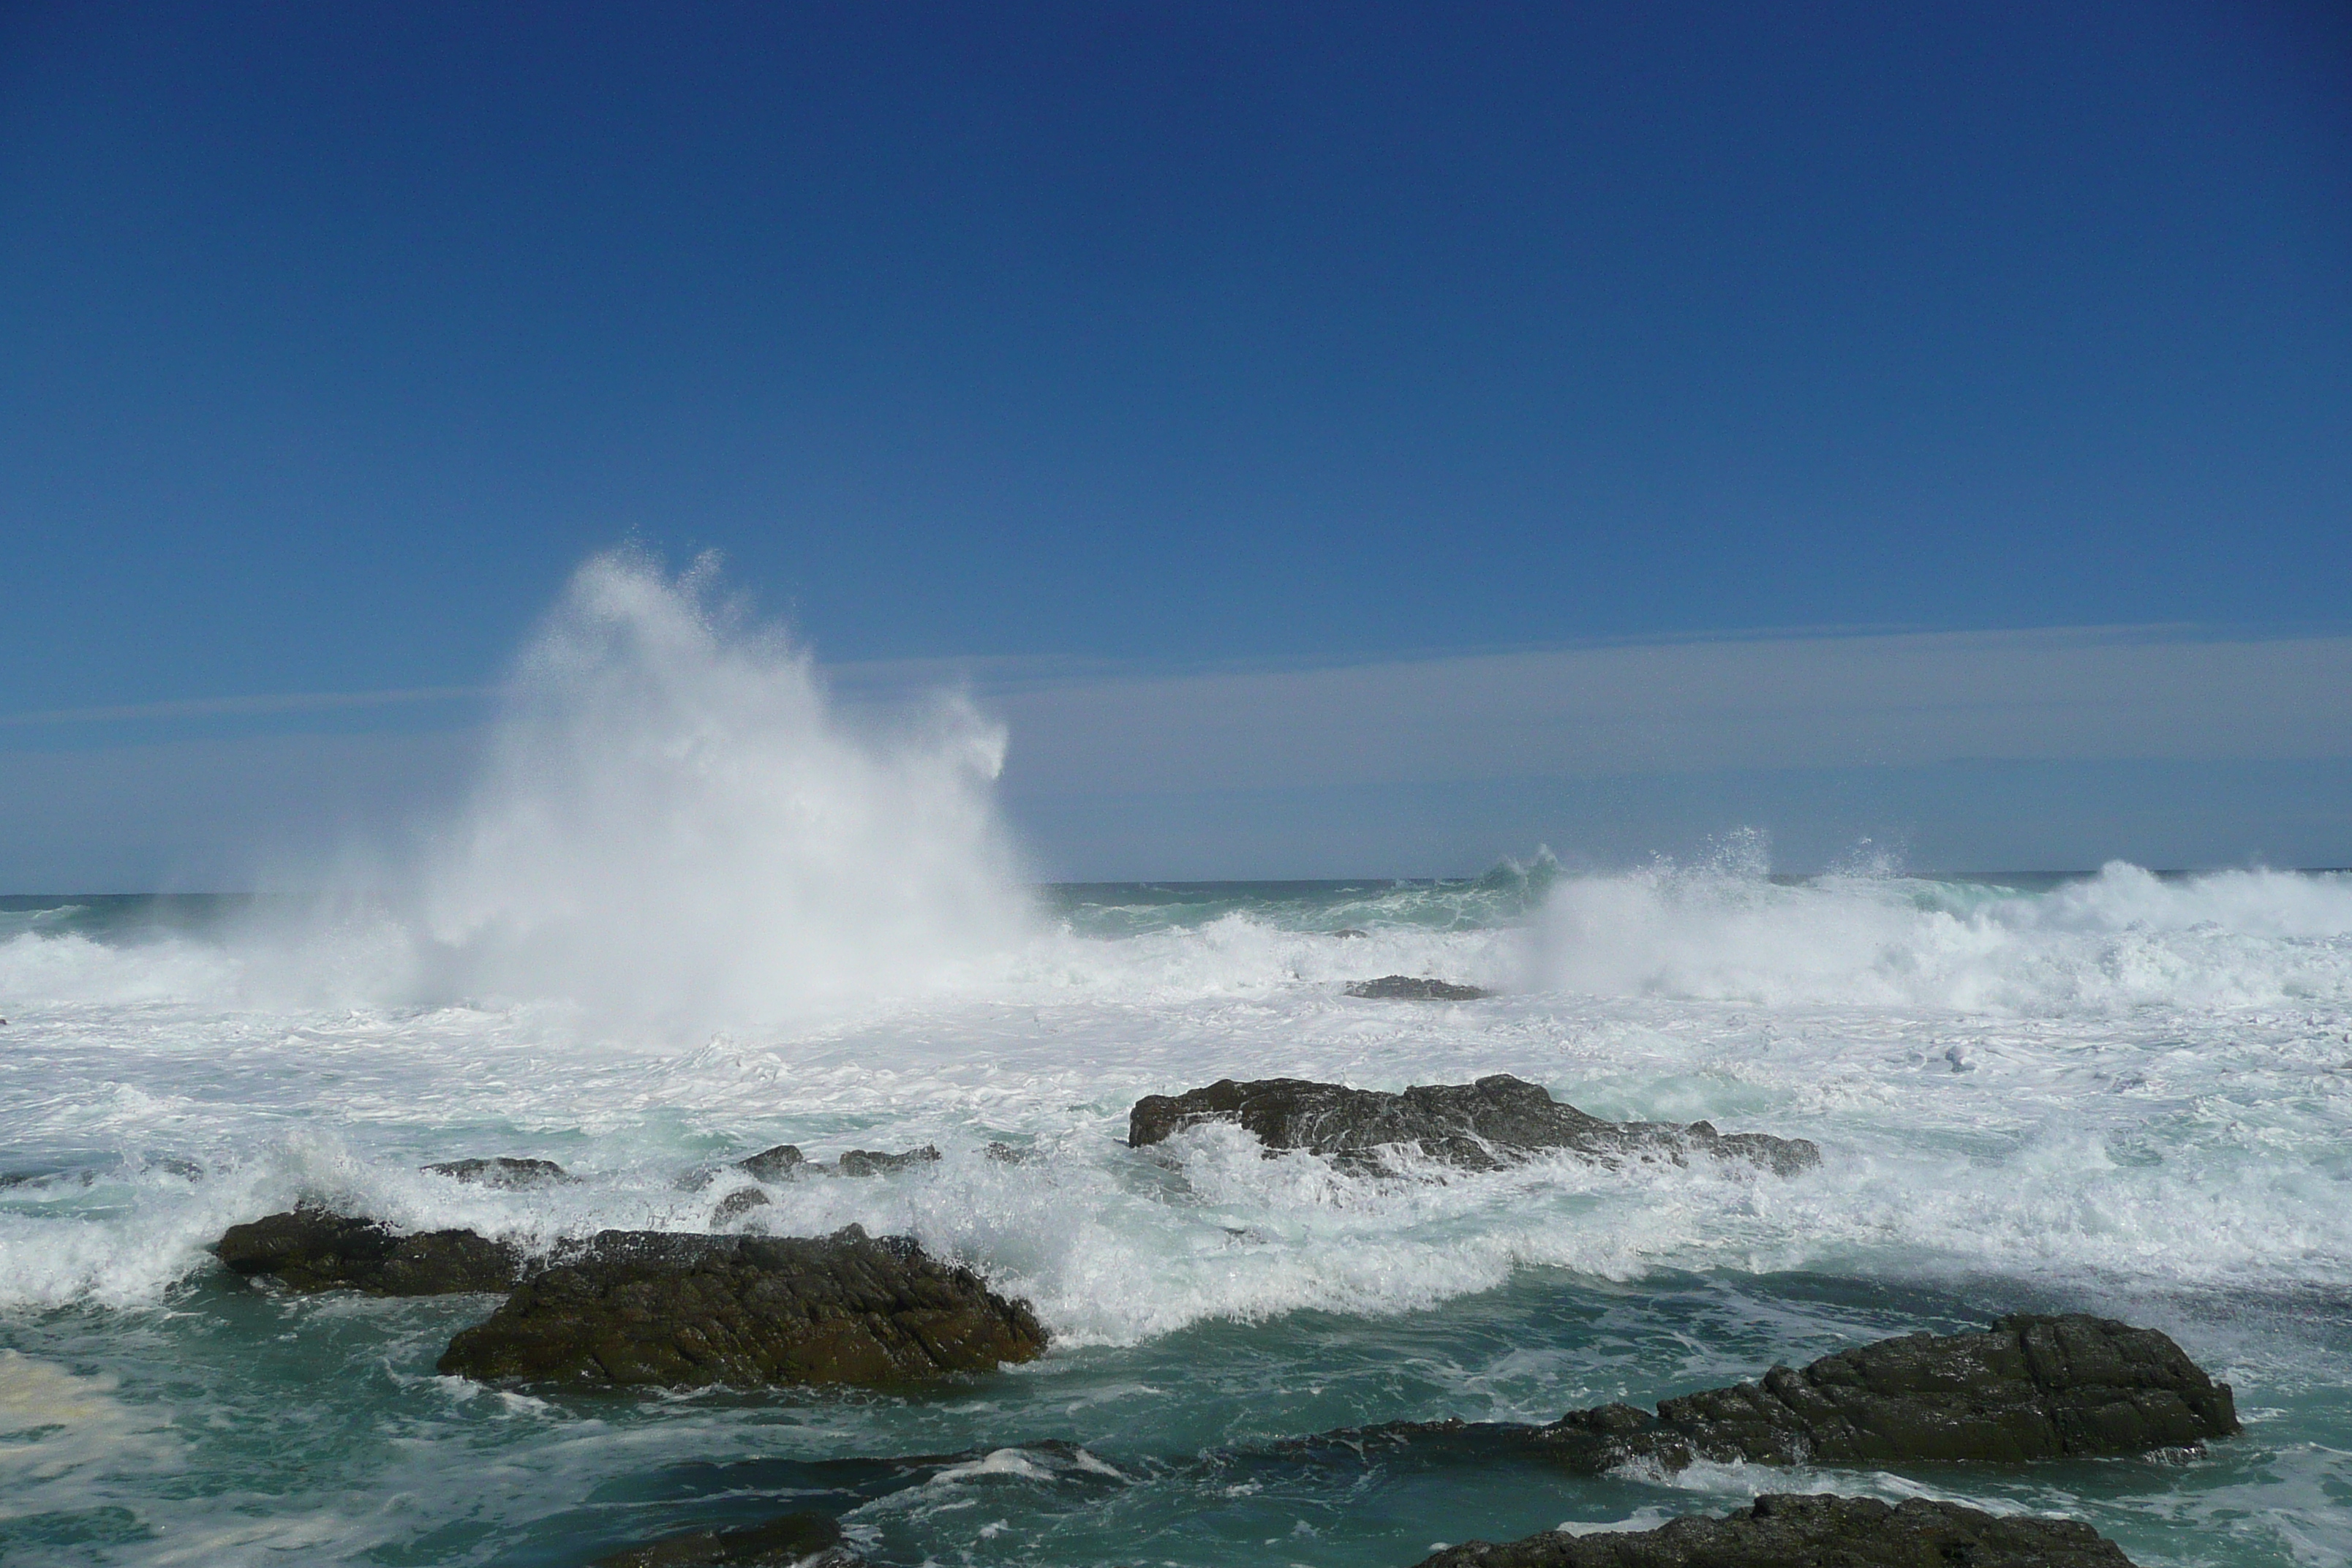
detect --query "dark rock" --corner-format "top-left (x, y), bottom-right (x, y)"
top-left (1333, 927), bottom-right (1368, 939)
top-left (1414, 1492), bottom-right (2138, 1567)
top-left (423, 1156), bottom-right (573, 1188)
top-left (712, 1187), bottom-right (772, 1225)
top-left (0, 1166), bottom-right (95, 1189)
top-left (836, 1146), bottom-right (940, 1177)
top-left (1127, 1074), bottom-right (1818, 1176)
top-left (733, 1145), bottom-right (805, 1182)
top-left (714, 1144), bottom-right (935, 1183)
top-left (1346, 974), bottom-right (1488, 1000)
top-left (589, 1509), bottom-right (862, 1567)
top-left (436, 1224), bottom-right (1047, 1388)
top-left (216, 1207), bottom-right (524, 1294)
top-left (984, 1141), bottom-right (1032, 1164)
top-left (1318, 1314), bottom-right (2235, 1474)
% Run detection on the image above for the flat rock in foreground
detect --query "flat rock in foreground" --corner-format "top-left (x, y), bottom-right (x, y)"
top-left (1321, 1314), bottom-right (2235, 1473)
top-left (1537, 1312), bottom-right (2239, 1469)
top-left (436, 1225), bottom-right (1046, 1388)
top-left (216, 1207), bottom-right (524, 1294)
top-left (1414, 1493), bottom-right (2138, 1567)
top-left (1128, 1074), bottom-right (1817, 1175)
top-left (589, 1509), bottom-right (863, 1567)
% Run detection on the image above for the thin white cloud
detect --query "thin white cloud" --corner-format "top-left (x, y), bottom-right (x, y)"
top-left (965, 626), bottom-right (2352, 794)
top-left (0, 686), bottom-right (488, 727)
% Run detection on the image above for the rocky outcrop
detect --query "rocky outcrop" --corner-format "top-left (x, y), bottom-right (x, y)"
top-left (216, 1207), bottom-right (524, 1294)
top-left (589, 1509), bottom-right (862, 1567)
top-left (836, 1146), bottom-right (939, 1177)
top-left (734, 1145), bottom-right (805, 1182)
top-left (710, 1144), bottom-right (939, 1185)
top-left (711, 1188), bottom-right (772, 1225)
top-left (436, 1225), bottom-right (1046, 1389)
top-left (1128, 1074), bottom-right (1817, 1176)
top-left (1539, 1312), bottom-right (2236, 1469)
top-left (423, 1156), bottom-right (572, 1188)
top-left (1318, 1314), bottom-right (2235, 1474)
top-left (1345, 975), bottom-right (1488, 999)
top-left (1414, 1493), bottom-right (2138, 1567)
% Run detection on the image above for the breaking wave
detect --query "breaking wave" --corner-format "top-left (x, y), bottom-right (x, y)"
top-left (1533, 853), bottom-right (2352, 1012)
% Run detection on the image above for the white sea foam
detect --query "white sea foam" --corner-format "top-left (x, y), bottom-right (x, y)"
top-left (0, 1350), bottom-right (179, 1518)
top-left (1532, 855), bottom-right (2352, 1012)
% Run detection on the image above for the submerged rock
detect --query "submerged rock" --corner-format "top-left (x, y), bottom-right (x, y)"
top-left (835, 1146), bottom-right (940, 1177)
top-left (437, 1224), bottom-right (1046, 1388)
top-left (1128, 1074), bottom-right (1818, 1176)
top-left (423, 1156), bottom-right (573, 1188)
top-left (216, 1207), bottom-right (524, 1294)
top-left (589, 1509), bottom-right (862, 1567)
top-left (1414, 1492), bottom-right (2138, 1567)
top-left (1321, 1313), bottom-right (2236, 1473)
top-left (711, 1187), bottom-right (772, 1225)
top-left (733, 1145), bottom-right (805, 1182)
top-left (704, 1144), bottom-right (938, 1186)
top-left (1345, 974), bottom-right (1488, 1000)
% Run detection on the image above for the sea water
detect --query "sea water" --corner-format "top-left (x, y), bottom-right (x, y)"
top-left (2, 557), bottom-right (2348, 1567)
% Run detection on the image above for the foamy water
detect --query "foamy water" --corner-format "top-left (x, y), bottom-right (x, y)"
top-left (1, 558), bottom-right (2345, 1567)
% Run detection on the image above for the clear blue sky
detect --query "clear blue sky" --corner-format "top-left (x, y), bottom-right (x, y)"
top-left (3, 1), bottom-right (2349, 883)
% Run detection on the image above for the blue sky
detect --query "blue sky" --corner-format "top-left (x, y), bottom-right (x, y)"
top-left (3, 2), bottom-right (2348, 883)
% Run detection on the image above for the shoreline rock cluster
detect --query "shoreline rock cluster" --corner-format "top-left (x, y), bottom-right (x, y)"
top-left (215, 1140), bottom-right (1042, 1392)
top-left (206, 1082), bottom-right (2230, 1567)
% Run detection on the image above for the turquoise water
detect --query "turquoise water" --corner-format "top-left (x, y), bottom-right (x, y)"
top-left (7, 1256), bottom-right (2341, 1568)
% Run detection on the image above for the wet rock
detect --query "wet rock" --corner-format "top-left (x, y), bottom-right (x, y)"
top-left (835, 1146), bottom-right (939, 1177)
top-left (0, 1166), bottom-right (95, 1189)
top-left (733, 1145), bottom-right (805, 1182)
top-left (423, 1156), bottom-right (573, 1188)
top-left (1333, 927), bottom-right (1368, 939)
top-left (1345, 974), bottom-right (1488, 1000)
top-left (216, 1207), bottom-right (524, 1294)
top-left (1128, 1074), bottom-right (1818, 1176)
top-left (589, 1509), bottom-right (862, 1567)
top-left (709, 1144), bottom-right (935, 1184)
top-left (984, 1141), bottom-right (1032, 1164)
top-left (1322, 1314), bottom-right (2235, 1474)
top-left (711, 1187), bottom-right (772, 1225)
top-left (1414, 1492), bottom-right (2138, 1567)
top-left (437, 1224), bottom-right (1047, 1388)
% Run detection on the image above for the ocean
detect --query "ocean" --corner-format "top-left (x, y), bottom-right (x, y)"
top-left (2, 558), bottom-right (2348, 1567)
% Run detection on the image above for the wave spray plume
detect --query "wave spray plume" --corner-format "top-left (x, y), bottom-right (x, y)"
top-left (413, 550), bottom-right (1029, 1027)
